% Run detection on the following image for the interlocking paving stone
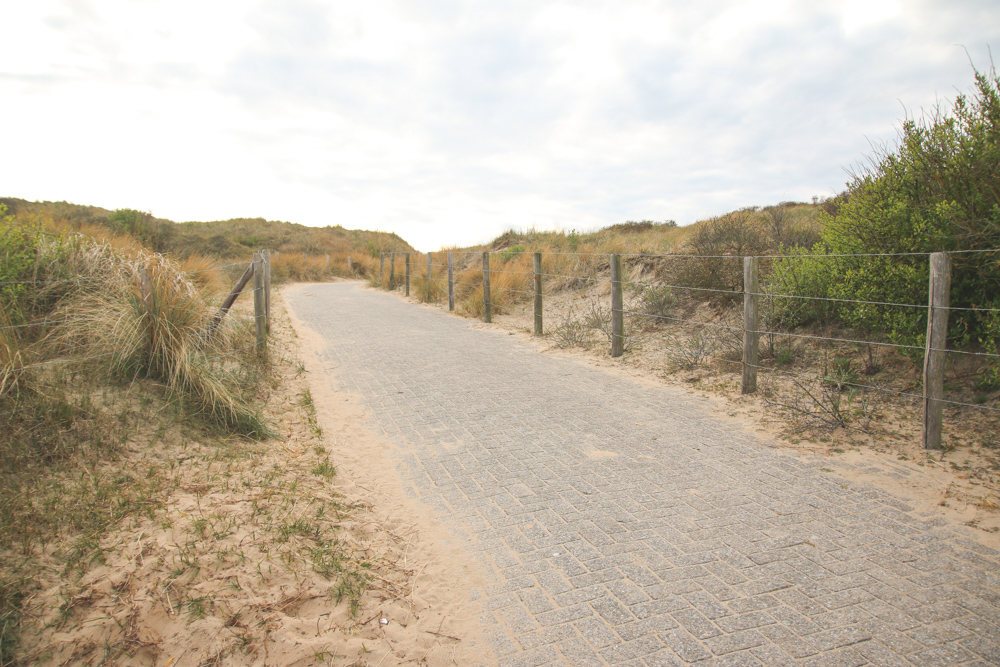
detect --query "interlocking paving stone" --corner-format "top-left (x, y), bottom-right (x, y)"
top-left (288, 284), bottom-right (1000, 665)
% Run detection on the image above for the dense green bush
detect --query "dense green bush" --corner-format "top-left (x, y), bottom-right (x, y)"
top-left (773, 67), bottom-right (1000, 358)
top-left (106, 208), bottom-right (175, 252)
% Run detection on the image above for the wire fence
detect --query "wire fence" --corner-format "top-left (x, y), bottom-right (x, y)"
top-left (371, 248), bottom-right (1000, 448)
top-left (0, 256), bottom-right (270, 378)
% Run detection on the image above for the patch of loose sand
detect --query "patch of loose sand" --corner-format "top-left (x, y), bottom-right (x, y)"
top-left (16, 289), bottom-right (491, 667)
top-left (284, 285), bottom-right (492, 666)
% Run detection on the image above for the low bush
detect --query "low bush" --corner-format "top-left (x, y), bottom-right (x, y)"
top-left (772, 66), bottom-right (1000, 361)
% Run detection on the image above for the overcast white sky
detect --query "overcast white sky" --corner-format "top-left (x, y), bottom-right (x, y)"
top-left (1, 1), bottom-right (997, 250)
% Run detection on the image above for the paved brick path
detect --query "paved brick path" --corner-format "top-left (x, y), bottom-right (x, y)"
top-left (287, 283), bottom-right (1000, 666)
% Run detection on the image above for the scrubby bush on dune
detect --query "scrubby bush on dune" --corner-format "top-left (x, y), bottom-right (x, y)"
top-left (772, 66), bottom-right (1000, 362)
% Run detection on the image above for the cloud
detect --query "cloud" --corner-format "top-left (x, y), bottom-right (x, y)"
top-left (1, 0), bottom-right (998, 250)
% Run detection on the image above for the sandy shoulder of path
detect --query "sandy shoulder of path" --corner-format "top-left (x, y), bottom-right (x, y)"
top-left (283, 283), bottom-right (493, 666)
top-left (16, 285), bottom-right (491, 667)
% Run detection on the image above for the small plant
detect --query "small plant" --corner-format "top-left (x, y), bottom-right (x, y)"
top-left (585, 301), bottom-right (635, 352)
top-left (311, 459), bottom-right (336, 479)
top-left (552, 308), bottom-right (593, 349)
top-left (498, 244), bottom-right (525, 263)
top-left (637, 285), bottom-right (675, 323)
top-left (823, 356), bottom-right (860, 392)
top-left (775, 347), bottom-right (795, 366)
top-left (665, 332), bottom-right (717, 370)
top-left (856, 343), bottom-right (883, 376)
top-left (764, 370), bottom-right (882, 432)
top-left (186, 595), bottom-right (208, 620)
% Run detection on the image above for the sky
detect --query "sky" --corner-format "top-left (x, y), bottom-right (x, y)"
top-left (1, 1), bottom-right (997, 251)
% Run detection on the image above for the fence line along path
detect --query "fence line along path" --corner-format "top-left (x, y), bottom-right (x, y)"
top-left (286, 282), bottom-right (1000, 667)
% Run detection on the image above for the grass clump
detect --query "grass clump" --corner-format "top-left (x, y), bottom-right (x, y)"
top-left (0, 210), bottom-right (275, 661)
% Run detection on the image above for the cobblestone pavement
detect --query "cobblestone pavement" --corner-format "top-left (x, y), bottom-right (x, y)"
top-left (286, 284), bottom-right (1000, 666)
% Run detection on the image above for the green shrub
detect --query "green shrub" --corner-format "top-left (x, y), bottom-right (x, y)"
top-left (638, 285), bottom-right (676, 322)
top-left (772, 66), bottom-right (1000, 357)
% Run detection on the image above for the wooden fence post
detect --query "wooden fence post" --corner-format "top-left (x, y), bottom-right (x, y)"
top-left (610, 254), bottom-right (624, 357)
top-left (742, 256), bottom-right (759, 394)
top-left (448, 252), bottom-right (455, 311)
top-left (348, 254), bottom-right (352, 271)
top-left (207, 260), bottom-right (255, 333)
top-left (379, 252), bottom-right (384, 285)
top-left (389, 252), bottom-right (396, 290)
top-left (139, 267), bottom-right (153, 316)
top-left (533, 252), bottom-right (543, 335)
top-left (253, 251), bottom-right (266, 354)
top-left (325, 254), bottom-right (329, 268)
top-left (262, 249), bottom-right (271, 333)
top-left (139, 266), bottom-right (154, 350)
top-left (924, 252), bottom-right (951, 449)
top-left (405, 253), bottom-right (410, 297)
top-left (482, 251), bottom-right (492, 323)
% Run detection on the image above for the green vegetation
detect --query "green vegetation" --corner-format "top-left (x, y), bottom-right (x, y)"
top-left (0, 207), bottom-right (272, 662)
top-left (0, 198), bottom-right (412, 288)
top-left (773, 66), bottom-right (1000, 359)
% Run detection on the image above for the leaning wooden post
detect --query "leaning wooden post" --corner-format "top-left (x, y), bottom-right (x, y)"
top-left (448, 252), bottom-right (455, 311)
top-left (379, 252), bottom-right (384, 286)
top-left (482, 251), bottom-right (492, 323)
top-left (533, 252), bottom-right (543, 335)
top-left (207, 260), bottom-right (255, 333)
top-left (253, 251), bottom-right (267, 354)
top-left (923, 252), bottom-right (951, 449)
top-left (742, 256), bottom-right (760, 394)
top-left (262, 249), bottom-right (271, 333)
top-left (405, 253), bottom-right (411, 296)
top-left (389, 252), bottom-right (396, 290)
top-left (610, 254), bottom-right (624, 357)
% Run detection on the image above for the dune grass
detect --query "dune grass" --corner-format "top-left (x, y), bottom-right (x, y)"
top-left (0, 208), bottom-right (274, 662)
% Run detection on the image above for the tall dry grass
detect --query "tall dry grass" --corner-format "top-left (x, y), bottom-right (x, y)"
top-left (0, 214), bottom-right (275, 661)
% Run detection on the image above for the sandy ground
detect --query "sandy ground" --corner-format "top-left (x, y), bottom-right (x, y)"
top-left (23, 276), bottom-right (993, 664)
top-left (16, 290), bottom-right (491, 666)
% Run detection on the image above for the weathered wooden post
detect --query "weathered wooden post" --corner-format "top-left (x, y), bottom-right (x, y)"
top-left (742, 256), bottom-right (759, 394)
top-left (253, 251), bottom-right (267, 354)
top-left (139, 266), bottom-right (154, 350)
top-left (405, 253), bottom-right (411, 296)
top-left (389, 252), bottom-right (396, 290)
top-left (325, 254), bottom-right (330, 268)
top-left (482, 252), bottom-right (492, 323)
top-left (924, 251), bottom-right (951, 449)
top-left (533, 252), bottom-right (543, 335)
top-left (139, 267), bottom-right (153, 315)
top-left (448, 252), bottom-right (455, 311)
top-left (379, 252), bottom-right (384, 286)
top-left (610, 254), bottom-right (624, 357)
top-left (302, 252), bottom-right (306, 263)
top-left (262, 249), bottom-right (271, 333)
top-left (426, 252), bottom-right (432, 301)
top-left (348, 254), bottom-right (352, 271)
